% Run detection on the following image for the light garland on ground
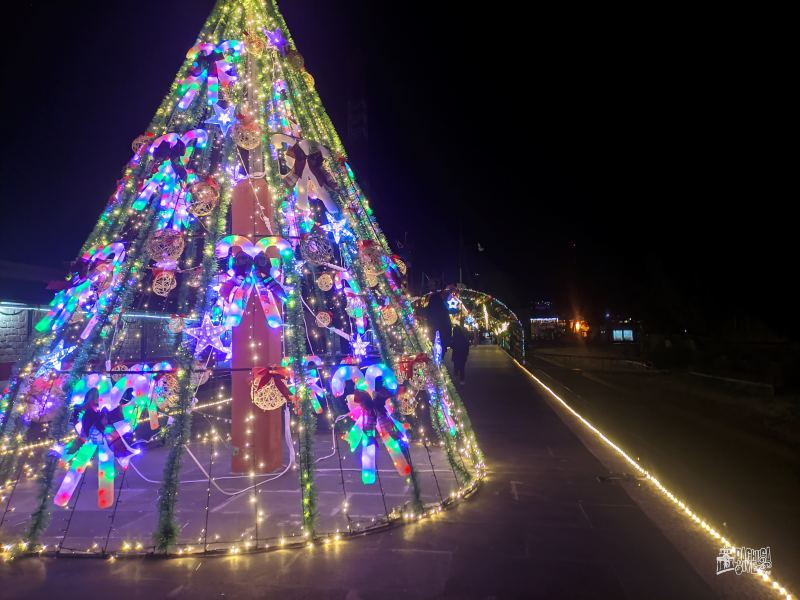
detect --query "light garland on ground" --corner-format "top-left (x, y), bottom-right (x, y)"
top-left (511, 358), bottom-right (793, 600)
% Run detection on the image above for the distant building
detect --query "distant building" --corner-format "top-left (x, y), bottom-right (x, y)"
top-left (530, 317), bottom-right (568, 340)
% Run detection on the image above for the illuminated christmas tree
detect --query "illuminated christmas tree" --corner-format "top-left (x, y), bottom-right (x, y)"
top-left (0, 0), bottom-right (483, 555)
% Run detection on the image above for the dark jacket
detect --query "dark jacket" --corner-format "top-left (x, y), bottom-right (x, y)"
top-left (451, 327), bottom-right (470, 363)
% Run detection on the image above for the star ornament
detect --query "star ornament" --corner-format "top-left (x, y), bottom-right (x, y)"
top-left (185, 313), bottom-right (230, 358)
top-left (447, 295), bottom-right (460, 311)
top-left (351, 334), bottom-right (370, 358)
top-left (263, 27), bottom-right (288, 55)
top-left (35, 340), bottom-right (75, 377)
top-left (205, 103), bottom-right (238, 136)
top-left (321, 212), bottom-right (352, 244)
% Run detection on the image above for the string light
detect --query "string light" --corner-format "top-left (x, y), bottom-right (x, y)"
top-left (512, 358), bottom-right (793, 600)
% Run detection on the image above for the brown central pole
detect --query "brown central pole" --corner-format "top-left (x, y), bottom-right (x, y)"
top-left (230, 178), bottom-right (284, 473)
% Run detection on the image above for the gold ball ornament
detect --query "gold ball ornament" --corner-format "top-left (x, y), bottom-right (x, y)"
top-left (152, 271), bottom-right (177, 297)
top-left (286, 48), bottom-right (305, 70)
top-left (381, 306), bottom-right (398, 325)
top-left (188, 181), bottom-right (219, 217)
top-left (316, 272), bottom-right (334, 291)
top-left (301, 69), bottom-right (315, 89)
top-left (315, 311), bottom-right (332, 328)
top-left (251, 378), bottom-right (287, 411)
top-left (146, 229), bottom-right (185, 262)
top-left (234, 123), bottom-right (262, 150)
top-left (167, 316), bottom-right (185, 334)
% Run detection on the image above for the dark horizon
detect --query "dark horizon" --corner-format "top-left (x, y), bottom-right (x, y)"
top-left (0, 1), bottom-right (792, 339)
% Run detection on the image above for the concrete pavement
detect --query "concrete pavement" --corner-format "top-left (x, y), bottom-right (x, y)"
top-left (0, 346), bottom-right (721, 598)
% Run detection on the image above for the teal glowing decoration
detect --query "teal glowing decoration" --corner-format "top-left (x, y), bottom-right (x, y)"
top-left (35, 242), bottom-right (126, 339)
top-left (333, 363), bottom-right (410, 485)
top-left (177, 40), bottom-right (243, 110)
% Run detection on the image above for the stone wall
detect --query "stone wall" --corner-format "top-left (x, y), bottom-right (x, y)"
top-left (0, 307), bottom-right (31, 365)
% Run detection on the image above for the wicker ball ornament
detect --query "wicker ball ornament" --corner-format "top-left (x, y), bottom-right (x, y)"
top-left (365, 268), bottom-right (379, 288)
top-left (251, 379), bottom-right (287, 411)
top-left (381, 306), bottom-right (398, 325)
top-left (155, 374), bottom-right (180, 409)
top-left (152, 271), bottom-right (177, 297)
top-left (300, 234), bottom-right (333, 266)
top-left (146, 229), bottom-right (185, 262)
top-left (361, 244), bottom-right (387, 274)
top-left (301, 70), bottom-right (315, 89)
top-left (394, 257), bottom-right (407, 275)
top-left (316, 272), bottom-right (333, 291)
top-left (286, 49), bottom-right (305, 70)
top-left (234, 124), bottom-right (262, 150)
top-left (131, 133), bottom-right (150, 153)
top-left (110, 363), bottom-right (128, 383)
top-left (315, 311), bottom-right (332, 328)
top-left (399, 390), bottom-right (418, 416)
top-left (189, 181), bottom-right (219, 217)
top-left (244, 31), bottom-right (267, 56)
top-left (409, 365), bottom-right (429, 391)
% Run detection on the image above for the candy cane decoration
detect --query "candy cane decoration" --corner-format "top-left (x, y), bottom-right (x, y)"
top-left (301, 355), bottom-right (325, 414)
top-left (332, 363), bottom-right (411, 485)
top-left (134, 129), bottom-right (209, 222)
top-left (215, 235), bottom-right (292, 329)
top-left (177, 40), bottom-right (244, 110)
top-left (35, 243), bottom-right (126, 340)
top-left (335, 271), bottom-right (367, 335)
top-left (55, 380), bottom-right (139, 509)
top-left (111, 362), bottom-right (175, 430)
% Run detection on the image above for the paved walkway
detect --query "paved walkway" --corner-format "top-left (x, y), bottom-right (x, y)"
top-left (0, 346), bottom-right (713, 599)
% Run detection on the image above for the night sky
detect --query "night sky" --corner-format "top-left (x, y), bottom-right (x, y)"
top-left (0, 2), bottom-right (792, 338)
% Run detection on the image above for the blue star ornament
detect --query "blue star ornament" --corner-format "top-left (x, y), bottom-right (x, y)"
top-left (205, 103), bottom-right (238, 136)
top-left (185, 313), bottom-right (230, 358)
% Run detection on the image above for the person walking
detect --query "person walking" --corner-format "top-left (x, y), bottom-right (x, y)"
top-left (422, 289), bottom-right (453, 354)
top-left (451, 325), bottom-right (470, 384)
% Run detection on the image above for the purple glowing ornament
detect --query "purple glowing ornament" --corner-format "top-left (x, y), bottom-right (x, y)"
top-left (263, 28), bottom-right (288, 56)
